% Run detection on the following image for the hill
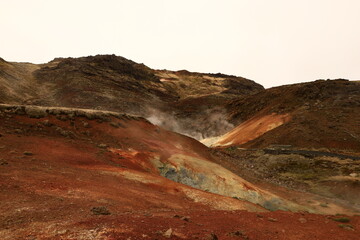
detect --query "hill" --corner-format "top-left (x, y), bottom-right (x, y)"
top-left (1, 105), bottom-right (359, 239)
top-left (0, 55), bottom-right (263, 139)
top-left (202, 80), bottom-right (360, 211)
top-left (206, 79), bottom-right (360, 152)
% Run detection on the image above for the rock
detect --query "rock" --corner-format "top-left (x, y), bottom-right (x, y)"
top-left (173, 231), bottom-right (187, 238)
top-left (206, 233), bottom-right (218, 240)
top-left (228, 231), bottom-right (249, 239)
top-left (56, 127), bottom-right (74, 138)
top-left (25, 106), bottom-right (47, 118)
top-left (91, 206), bottom-right (111, 215)
top-left (84, 112), bottom-right (96, 120)
top-left (14, 129), bottom-right (23, 134)
top-left (181, 216), bottom-right (190, 222)
top-left (110, 122), bottom-right (119, 128)
top-left (349, 173), bottom-right (358, 178)
top-left (98, 144), bottom-right (108, 148)
top-left (298, 218), bottom-right (307, 223)
top-left (110, 121), bottom-right (125, 128)
top-left (163, 228), bottom-right (173, 238)
top-left (42, 120), bottom-right (53, 127)
top-left (56, 115), bottom-right (68, 121)
top-left (55, 229), bottom-right (68, 235)
top-left (67, 113), bottom-right (75, 120)
top-left (0, 133), bottom-right (3, 137)
top-left (0, 161), bottom-right (8, 166)
top-left (23, 151), bottom-right (33, 156)
top-left (83, 122), bottom-right (91, 128)
top-left (268, 217), bottom-right (278, 222)
top-left (173, 215), bottom-right (190, 222)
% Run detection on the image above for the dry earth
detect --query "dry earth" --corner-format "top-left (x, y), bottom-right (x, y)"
top-left (1, 55), bottom-right (360, 239)
top-left (1, 105), bottom-right (359, 239)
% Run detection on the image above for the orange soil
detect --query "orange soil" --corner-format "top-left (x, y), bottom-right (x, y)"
top-left (217, 113), bottom-right (291, 146)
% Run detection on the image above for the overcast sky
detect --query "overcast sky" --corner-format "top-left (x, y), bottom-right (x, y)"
top-left (1, 0), bottom-right (359, 88)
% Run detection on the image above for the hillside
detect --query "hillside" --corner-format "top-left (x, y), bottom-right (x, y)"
top-left (202, 80), bottom-right (360, 211)
top-left (0, 55), bottom-right (263, 139)
top-left (206, 79), bottom-right (360, 152)
top-left (1, 105), bottom-right (359, 239)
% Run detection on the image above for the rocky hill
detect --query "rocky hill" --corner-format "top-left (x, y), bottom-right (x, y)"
top-left (0, 55), bottom-right (263, 139)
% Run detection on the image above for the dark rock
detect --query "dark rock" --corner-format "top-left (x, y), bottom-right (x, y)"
top-left (23, 151), bottom-right (33, 156)
top-left (110, 122), bottom-right (119, 128)
top-left (206, 233), bottom-right (218, 240)
top-left (91, 206), bottom-right (110, 215)
top-left (181, 216), bottom-right (190, 222)
top-left (110, 121), bottom-right (125, 128)
top-left (0, 161), bottom-right (8, 166)
top-left (228, 230), bottom-right (249, 239)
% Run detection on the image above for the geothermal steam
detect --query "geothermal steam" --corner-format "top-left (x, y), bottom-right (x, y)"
top-left (146, 108), bottom-right (234, 140)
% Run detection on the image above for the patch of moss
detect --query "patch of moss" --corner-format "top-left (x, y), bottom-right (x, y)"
top-left (333, 217), bottom-right (350, 223)
top-left (338, 224), bottom-right (354, 231)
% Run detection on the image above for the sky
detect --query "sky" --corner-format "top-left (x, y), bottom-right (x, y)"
top-left (1, 0), bottom-right (359, 88)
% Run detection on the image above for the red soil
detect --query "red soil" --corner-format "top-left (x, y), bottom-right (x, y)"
top-left (1, 112), bottom-right (359, 239)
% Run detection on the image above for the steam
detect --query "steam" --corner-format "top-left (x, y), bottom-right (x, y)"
top-left (146, 108), bottom-right (234, 140)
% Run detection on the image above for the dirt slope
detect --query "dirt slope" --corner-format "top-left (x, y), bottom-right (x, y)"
top-left (1, 105), bottom-right (359, 239)
top-left (208, 79), bottom-right (360, 152)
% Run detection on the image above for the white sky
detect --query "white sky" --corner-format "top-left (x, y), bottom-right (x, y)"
top-left (1, 0), bottom-right (359, 88)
